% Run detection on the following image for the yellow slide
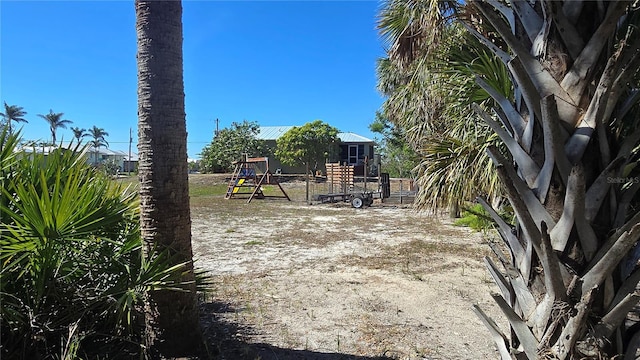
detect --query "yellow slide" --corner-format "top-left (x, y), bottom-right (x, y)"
top-left (232, 178), bottom-right (245, 193)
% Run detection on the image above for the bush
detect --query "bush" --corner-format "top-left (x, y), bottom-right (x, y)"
top-left (199, 120), bottom-right (270, 173)
top-left (454, 202), bottom-right (512, 231)
top-left (102, 158), bottom-right (120, 177)
top-left (0, 127), bottom-right (194, 359)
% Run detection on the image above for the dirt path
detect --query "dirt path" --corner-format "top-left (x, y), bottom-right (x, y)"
top-left (192, 197), bottom-right (506, 359)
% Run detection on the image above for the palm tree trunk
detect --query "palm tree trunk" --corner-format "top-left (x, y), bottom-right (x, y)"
top-left (463, 1), bottom-right (640, 358)
top-left (135, 1), bottom-right (201, 357)
top-left (378, 0), bottom-right (640, 357)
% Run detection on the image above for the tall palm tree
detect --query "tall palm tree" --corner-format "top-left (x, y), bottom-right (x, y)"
top-left (70, 126), bottom-right (87, 144)
top-left (377, 17), bottom-right (506, 214)
top-left (37, 109), bottom-right (71, 144)
top-left (0, 102), bottom-right (28, 135)
top-left (88, 125), bottom-right (109, 165)
top-left (380, 0), bottom-right (640, 358)
top-left (135, 0), bottom-right (201, 357)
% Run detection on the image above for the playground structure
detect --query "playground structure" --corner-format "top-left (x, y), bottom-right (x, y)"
top-left (225, 157), bottom-right (290, 203)
top-left (313, 162), bottom-right (391, 208)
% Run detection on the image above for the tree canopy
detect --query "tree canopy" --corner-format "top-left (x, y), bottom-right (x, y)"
top-left (88, 126), bottom-right (109, 149)
top-left (376, 20), bottom-right (506, 211)
top-left (275, 120), bottom-right (340, 169)
top-left (1, 102), bottom-right (28, 135)
top-left (369, 111), bottom-right (419, 177)
top-left (199, 120), bottom-right (269, 173)
top-left (37, 109), bottom-right (72, 144)
top-left (70, 127), bottom-right (88, 143)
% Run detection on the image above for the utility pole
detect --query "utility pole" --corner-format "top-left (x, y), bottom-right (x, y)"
top-left (128, 127), bottom-right (132, 174)
top-left (215, 118), bottom-right (219, 137)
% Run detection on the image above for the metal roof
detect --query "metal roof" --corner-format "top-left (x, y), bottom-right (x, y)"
top-left (337, 132), bottom-right (374, 143)
top-left (19, 146), bottom-right (59, 154)
top-left (257, 126), bottom-right (373, 143)
top-left (256, 126), bottom-right (295, 140)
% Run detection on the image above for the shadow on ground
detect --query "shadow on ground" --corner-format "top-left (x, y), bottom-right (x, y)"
top-left (200, 302), bottom-right (394, 360)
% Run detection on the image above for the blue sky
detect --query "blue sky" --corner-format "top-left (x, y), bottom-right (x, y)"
top-left (1, 1), bottom-right (386, 159)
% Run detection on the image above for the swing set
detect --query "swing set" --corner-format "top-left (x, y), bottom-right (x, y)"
top-left (225, 156), bottom-right (290, 203)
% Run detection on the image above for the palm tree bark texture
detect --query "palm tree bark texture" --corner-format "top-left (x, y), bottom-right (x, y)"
top-left (379, 0), bottom-right (640, 358)
top-left (465, 1), bottom-right (640, 358)
top-left (135, 0), bottom-right (201, 357)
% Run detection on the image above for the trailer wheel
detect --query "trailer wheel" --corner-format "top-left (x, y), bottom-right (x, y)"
top-left (365, 196), bottom-right (373, 207)
top-left (351, 195), bottom-right (364, 209)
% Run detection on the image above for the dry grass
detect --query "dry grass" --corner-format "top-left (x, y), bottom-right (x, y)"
top-left (117, 173), bottom-right (503, 359)
top-left (343, 239), bottom-right (492, 278)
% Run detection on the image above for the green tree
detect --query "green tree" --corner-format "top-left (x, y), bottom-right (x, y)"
top-left (0, 102), bottom-right (28, 135)
top-left (369, 111), bottom-right (419, 177)
top-left (135, 0), bottom-right (202, 357)
top-left (37, 109), bottom-right (72, 144)
top-left (381, 0), bottom-right (640, 358)
top-left (275, 120), bottom-right (340, 202)
top-left (199, 120), bottom-right (268, 173)
top-left (188, 159), bottom-right (200, 173)
top-left (70, 126), bottom-right (87, 144)
top-left (275, 120), bottom-right (340, 168)
top-left (88, 125), bottom-right (109, 165)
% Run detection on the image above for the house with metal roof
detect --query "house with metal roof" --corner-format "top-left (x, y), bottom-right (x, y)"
top-left (18, 144), bottom-right (138, 172)
top-left (256, 126), bottom-right (375, 175)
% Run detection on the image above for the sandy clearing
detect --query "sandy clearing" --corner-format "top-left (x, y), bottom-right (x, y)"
top-left (193, 199), bottom-right (507, 359)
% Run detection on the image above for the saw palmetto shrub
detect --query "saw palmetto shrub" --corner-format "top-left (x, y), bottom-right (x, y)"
top-left (0, 127), bottom-right (193, 359)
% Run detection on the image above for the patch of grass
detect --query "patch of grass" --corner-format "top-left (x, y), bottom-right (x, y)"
top-left (244, 240), bottom-right (264, 246)
top-left (454, 203), bottom-right (513, 231)
top-left (271, 226), bottom-right (345, 247)
top-left (344, 239), bottom-right (490, 276)
top-left (191, 183), bottom-right (229, 197)
top-left (113, 175), bottom-right (139, 188)
top-left (355, 314), bottom-right (411, 356)
top-left (454, 209), bottom-right (492, 231)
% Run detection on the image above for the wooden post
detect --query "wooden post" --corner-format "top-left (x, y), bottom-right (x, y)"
top-left (306, 162), bottom-right (310, 205)
top-left (364, 156), bottom-right (368, 193)
top-left (327, 164), bottom-right (335, 194)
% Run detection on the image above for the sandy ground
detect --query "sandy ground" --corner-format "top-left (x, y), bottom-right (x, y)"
top-left (191, 180), bottom-right (507, 359)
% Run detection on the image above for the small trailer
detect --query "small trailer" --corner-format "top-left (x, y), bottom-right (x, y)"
top-left (312, 163), bottom-right (390, 208)
top-left (313, 191), bottom-right (381, 208)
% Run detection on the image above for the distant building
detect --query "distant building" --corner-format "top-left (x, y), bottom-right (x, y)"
top-left (17, 144), bottom-right (138, 172)
top-left (86, 147), bottom-right (139, 171)
top-left (256, 126), bottom-right (375, 175)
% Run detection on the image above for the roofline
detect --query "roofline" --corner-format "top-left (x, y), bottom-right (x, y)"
top-left (256, 126), bottom-right (374, 143)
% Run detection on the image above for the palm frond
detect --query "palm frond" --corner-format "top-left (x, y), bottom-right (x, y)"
top-left (378, 0), bottom-right (459, 67)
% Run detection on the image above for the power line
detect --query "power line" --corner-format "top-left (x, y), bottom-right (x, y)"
top-left (91, 141), bottom-right (211, 144)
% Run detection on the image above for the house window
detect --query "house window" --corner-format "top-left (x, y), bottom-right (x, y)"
top-left (348, 145), bottom-right (358, 165)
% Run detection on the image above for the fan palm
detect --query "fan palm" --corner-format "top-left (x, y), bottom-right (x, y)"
top-left (377, 16), bottom-right (507, 214)
top-left (0, 125), bottom-right (201, 358)
top-left (0, 102), bottom-right (28, 135)
top-left (37, 110), bottom-right (72, 144)
top-left (380, 0), bottom-right (640, 358)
